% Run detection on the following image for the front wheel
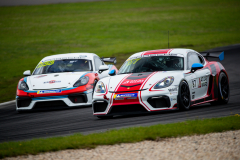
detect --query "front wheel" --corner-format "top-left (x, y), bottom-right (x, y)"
top-left (178, 81), bottom-right (191, 110)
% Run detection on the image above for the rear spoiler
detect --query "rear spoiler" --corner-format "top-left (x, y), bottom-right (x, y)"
top-left (101, 57), bottom-right (117, 64)
top-left (200, 51), bottom-right (224, 61)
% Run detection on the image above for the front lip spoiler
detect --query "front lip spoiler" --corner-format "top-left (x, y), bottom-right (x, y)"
top-left (109, 88), bottom-right (148, 93)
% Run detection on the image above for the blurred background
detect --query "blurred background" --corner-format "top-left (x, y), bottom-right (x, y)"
top-left (0, 0), bottom-right (239, 103)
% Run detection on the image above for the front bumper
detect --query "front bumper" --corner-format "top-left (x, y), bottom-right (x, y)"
top-left (93, 88), bottom-right (178, 116)
top-left (16, 92), bottom-right (92, 111)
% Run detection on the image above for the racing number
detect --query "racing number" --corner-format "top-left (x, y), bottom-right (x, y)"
top-left (192, 79), bottom-right (197, 89)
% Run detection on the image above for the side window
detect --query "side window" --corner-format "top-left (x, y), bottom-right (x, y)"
top-left (197, 54), bottom-right (205, 65)
top-left (94, 57), bottom-right (104, 71)
top-left (187, 52), bottom-right (201, 70)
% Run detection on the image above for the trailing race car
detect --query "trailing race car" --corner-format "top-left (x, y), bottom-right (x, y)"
top-left (16, 53), bottom-right (118, 111)
top-left (92, 48), bottom-right (229, 118)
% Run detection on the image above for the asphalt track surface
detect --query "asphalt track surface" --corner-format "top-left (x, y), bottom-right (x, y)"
top-left (0, 45), bottom-right (240, 143)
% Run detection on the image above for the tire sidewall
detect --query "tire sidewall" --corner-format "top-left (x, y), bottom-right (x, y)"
top-left (178, 80), bottom-right (191, 110)
top-left (218, 72), bottom-right (229, 103)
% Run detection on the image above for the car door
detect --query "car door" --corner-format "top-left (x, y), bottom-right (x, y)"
top-left (187, 52), bottom-right (210, 100)
top-left (94, 56), bottom-right (109, 79)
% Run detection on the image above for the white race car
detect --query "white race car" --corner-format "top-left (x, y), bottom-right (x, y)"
top-left (92, 48), bottom-right (229, 118)
top-left (16, 53), bottom-right (118, 112)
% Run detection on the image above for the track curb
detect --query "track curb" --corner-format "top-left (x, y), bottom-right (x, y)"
top-left (0, 100), bottom-right (15, 108)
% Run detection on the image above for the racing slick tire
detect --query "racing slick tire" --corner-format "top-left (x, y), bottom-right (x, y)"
top-left (211, 72), bottom-right (229, 105)
top-left (178, 80), bottom-right (191, 110)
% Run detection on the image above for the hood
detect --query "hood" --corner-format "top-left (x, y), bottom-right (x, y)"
top-left (28, 72), bottom-right (87, 90)
top-left (109, 71), bottom-right (183, 92)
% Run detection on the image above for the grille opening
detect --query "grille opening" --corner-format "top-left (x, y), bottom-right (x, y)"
top-left (68, 93), bottom-right (87, 103)
top-left (33, 100), bottom-right (68, 110)
top-left (17, 97), bottom-right (32, 108)
top-left (147, 96), bottom-right (170, 108)
top-left (93, 101), bottom-right (108, 113)
top-left (109, 104), bottom-right (148, 114)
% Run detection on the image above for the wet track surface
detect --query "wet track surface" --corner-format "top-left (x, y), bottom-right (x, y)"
top-left (0, 45), bottom-right (240, 143)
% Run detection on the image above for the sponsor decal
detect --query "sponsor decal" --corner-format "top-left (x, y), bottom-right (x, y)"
top-left (201, 76), bottom-right (208, 87)
top-left (44, 80), bottom-right (61, 84)
top-left (122, 79), bottom-right (144, 84)
top-left (171, 98), bottom-right (177, 101)
top-left (192, 91), bottom-right (195, 99)
top-left (37, 89), bottom-right (62, 94)
top-left (168, 88), bottom-right (177, 92)
top-left (34, 75), bottom-right (47, 78)
top-left (168, 86), bottom-right (178, 95)
top-left (114, 93), bottom-right (138, 100)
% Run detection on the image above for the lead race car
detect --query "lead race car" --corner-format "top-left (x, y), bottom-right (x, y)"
top-left (16, 53), bottom-right (118, 111)
top-left (92, 48), bottom-right (229, 118)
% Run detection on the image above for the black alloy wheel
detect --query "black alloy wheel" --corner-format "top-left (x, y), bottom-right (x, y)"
top-left (178, 81), bottom-right (191, 110)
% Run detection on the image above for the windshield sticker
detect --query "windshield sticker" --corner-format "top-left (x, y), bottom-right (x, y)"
top-left (126, 58), bottom-right (141, 66)
top-left (36, 60), bottom-right (55, 68)
top-left (42, 56), bottom-right (87, 62)
top-left (37, 89), bottom-right (62, 94)
top-left (128, 54), bottom-right (184, 60)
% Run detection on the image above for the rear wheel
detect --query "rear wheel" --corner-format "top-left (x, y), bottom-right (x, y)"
top-left (178, 81), bottom-right (191, 110)
top-left (212, 72), bottom-right (229, 105)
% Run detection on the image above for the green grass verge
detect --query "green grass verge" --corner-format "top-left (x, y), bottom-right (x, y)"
top-left (0, 0), bottom-right (240, 102)
top-left (0, 115), bottom-right (240, 158)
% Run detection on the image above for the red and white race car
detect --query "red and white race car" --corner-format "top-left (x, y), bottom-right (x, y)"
top-left (92, 48), bottom-right (229, 118)
top-left (16, 53), bottom-right (118, 112)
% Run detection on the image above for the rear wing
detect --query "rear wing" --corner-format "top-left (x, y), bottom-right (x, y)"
top-left (101, 57), bottom-right (117, 64)
top-left (200, 51), bottom-right (224, 61)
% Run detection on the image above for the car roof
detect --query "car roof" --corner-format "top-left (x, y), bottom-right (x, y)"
top-left (41, 53), bottom-right (98, 62)
top-left (128, 48), bottom-right (197, 59)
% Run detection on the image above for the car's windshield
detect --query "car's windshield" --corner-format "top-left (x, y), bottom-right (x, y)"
top-left (118, 56), bottom-right (184, 74)
top-left (32, 59), bottom-right (93, 75)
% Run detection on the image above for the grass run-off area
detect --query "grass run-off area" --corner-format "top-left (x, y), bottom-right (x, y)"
top-left (0, 115), bottom-right (240, 158)
top-left (0, 0), bottom-right (240, 102)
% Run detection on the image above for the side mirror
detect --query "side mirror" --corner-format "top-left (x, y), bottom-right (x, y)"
top-left (109, 69), bottom-right (116, 76)
top-left (98, 65), bottom-right (109, 74)
top-left (191, 63), bottom-right (203, 73)
top-left (23, 70), bottom-right (31, 76)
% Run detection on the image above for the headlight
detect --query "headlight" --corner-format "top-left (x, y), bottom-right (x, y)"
top-left (18, 81), bottom-right (29, 90)
top-left (73, 76), bottom-right (89, 87)
top-left (154, 76), bottom-right (174, 89)
top-left (95, 81), bottom-right (106, 93)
